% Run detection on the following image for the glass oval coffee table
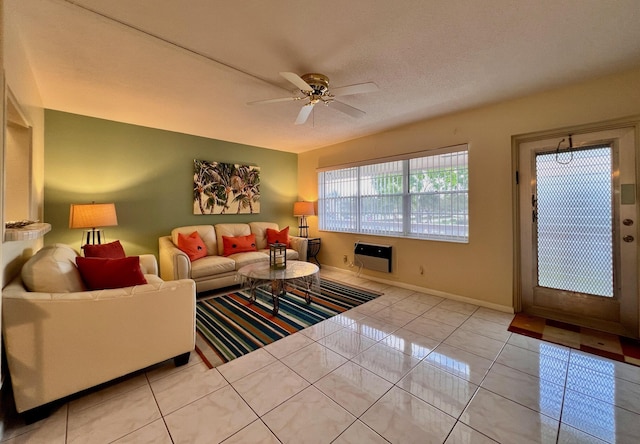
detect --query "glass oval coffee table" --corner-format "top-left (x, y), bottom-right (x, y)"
top-left (237, 261), bottom-right (320, 314)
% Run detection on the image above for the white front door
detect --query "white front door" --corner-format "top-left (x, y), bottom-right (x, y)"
top-left (518, 127), bottom-right (638, 337)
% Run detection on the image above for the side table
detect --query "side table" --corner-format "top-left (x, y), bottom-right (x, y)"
top-left (307, 237), bottom-right (321, 267)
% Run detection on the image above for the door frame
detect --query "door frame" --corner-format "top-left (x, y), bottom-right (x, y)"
top-left (512, 116), bottom-right (640, 337)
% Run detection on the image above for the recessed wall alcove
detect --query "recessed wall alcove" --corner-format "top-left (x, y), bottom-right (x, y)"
top-left (3, 89), bottom-right (50, 242)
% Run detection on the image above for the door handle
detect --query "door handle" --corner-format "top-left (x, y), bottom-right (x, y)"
top-left (623, 235), bottom-right (634, 243)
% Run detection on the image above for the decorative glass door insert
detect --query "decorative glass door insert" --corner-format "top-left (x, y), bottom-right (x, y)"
top-left (535, 145), bottom-right (613, 297)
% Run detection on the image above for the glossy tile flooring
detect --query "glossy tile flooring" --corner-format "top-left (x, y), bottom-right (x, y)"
top-left (2, 269), bottom-right (640, 443)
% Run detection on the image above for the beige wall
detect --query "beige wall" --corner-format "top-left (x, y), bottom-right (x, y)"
top-left (299, 67), bottom-right (640, 311)
top-left (2, 4), bottom-right (46, 285)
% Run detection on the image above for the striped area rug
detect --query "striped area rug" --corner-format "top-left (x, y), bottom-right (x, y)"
top-left (195, 279), bottom-right (382, 369)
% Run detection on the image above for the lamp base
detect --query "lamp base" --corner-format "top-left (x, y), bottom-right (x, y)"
top-left (298, 216), bottom-right (309, 238)
top-left (81, 229), bottom-right (106, 246)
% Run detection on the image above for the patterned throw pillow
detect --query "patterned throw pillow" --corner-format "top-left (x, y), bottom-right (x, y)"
top-left (222, 234), bottom-right (258, 256)
top-left (266, 226), bottom-right (290, 247)
top-left (177, 231), bottom-right (208, 261)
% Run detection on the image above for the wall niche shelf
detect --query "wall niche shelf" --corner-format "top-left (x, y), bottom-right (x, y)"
top-left (4, 223), bottom-right (51, 242)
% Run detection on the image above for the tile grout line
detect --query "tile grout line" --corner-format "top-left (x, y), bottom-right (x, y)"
top-left (145, 370), bottom-right (177, 444)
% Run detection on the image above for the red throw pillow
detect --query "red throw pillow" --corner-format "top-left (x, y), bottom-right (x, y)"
top-left (82, 240), bottom-right (126, 258)
top-left (177, 231), bottom-right (207, 261)
top-left (76, 256), bottom-right (147, 290)
top-left (266, 226), bottom-right (290, 247)
top-left (222, 234), bottom-right (258, 256)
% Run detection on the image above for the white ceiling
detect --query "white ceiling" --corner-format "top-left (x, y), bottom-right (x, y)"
top-left (7, 0), bottom-right (640, 153)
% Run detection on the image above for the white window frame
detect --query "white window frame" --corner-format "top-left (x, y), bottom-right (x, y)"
top-left (317, 144), bottom-right (469, 242)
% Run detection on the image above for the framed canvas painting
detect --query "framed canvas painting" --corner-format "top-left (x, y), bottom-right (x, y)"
top-left (193, 159), bottom-right (261, 214)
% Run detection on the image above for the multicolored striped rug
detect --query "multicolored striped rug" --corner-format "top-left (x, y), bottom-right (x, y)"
top-left (195, 279), bottom-right (382, 368)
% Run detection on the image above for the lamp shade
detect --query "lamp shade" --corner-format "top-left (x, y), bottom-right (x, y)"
top-left (293, 201), bottom-right (315, 216)
top-left (69, 203), bottom-right (118, 229)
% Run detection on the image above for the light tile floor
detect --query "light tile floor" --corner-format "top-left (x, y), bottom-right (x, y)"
top-left (2, 269), bottom-right (640, 443)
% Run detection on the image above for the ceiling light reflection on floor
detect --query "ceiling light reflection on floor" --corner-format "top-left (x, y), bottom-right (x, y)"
top-left (427, 352), bottom-right (471, 378)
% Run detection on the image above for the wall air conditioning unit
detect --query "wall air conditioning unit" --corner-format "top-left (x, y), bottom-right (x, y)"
top-left (354, 242), bottom-right (392, 273)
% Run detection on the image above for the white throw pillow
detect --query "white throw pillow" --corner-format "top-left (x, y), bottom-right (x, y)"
top-left (21, 244), bottom-right (86, 293)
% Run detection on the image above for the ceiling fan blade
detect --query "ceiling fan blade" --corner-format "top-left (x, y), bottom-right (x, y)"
top-left (295, 103), bottom-right (315, 125)
top-left (331, 82), bottom-right (378, 97)
top-left (329, 100), bottom-right (366, 119)
top-left (280, 72), bottom-right (313, 92)
top-left (247, 96), bottom-right (297, 105)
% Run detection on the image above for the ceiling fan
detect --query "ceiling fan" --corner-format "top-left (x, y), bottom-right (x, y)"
top-left (248, 72), bottom-right (378, 125)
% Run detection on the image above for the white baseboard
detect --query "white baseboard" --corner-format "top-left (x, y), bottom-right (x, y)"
top-left (321, 265), bottom-right (514, 314)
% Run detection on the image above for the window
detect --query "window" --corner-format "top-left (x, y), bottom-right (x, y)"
top-left (318, 144), bottom-right (468, 242)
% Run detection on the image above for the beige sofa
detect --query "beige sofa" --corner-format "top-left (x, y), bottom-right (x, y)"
top-left (159, 222), bottom-right (308, 293)
top-left (1, 244), bottom-right (196, 416)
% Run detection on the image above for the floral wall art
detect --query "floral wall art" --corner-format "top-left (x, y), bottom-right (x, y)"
top-left (193, 159), bottom-right (261, 215)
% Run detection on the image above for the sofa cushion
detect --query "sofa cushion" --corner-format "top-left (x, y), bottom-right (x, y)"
top-left (266, 226), bottom-right (290, 247)
top-left (249, 222), bottom-right (279, 250)
top-left (177, 231), bottom-right (207, 261)
top-left (144, 274), bottom-right (164, 285)
top-left (232, 251), bottom-right (270, 270)
top-left (21, 244), bottom-right (86, 293)
top-left (215, 224), bottom-right (251, 255)
top-left (190, 255), bottom-right (236, 279)
top-left (82, 240), bottom-right (126, 258)
top-left (222, 234), bottom-right (258, 256)
top-left (172, 225), bottom-right (217, 257)
top-left (76, 256), bottom-right (147, 290)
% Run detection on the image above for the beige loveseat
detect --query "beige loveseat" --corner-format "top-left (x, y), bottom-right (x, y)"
top-left (1, 244), bottom-right (196, 416)
top-left (159, 222), bottom-right (308, 293)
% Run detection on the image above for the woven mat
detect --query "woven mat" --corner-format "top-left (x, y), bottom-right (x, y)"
top-left (508, 312), bottom-right (640, 366)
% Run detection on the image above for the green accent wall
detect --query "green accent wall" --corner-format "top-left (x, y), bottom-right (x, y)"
top-left (44, 110), bottom-right (299, 256)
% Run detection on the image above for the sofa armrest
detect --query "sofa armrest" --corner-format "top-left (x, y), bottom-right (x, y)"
top-left (139, 254), bottom-right (158, 276)
top-left (159, 236), bottom-right (191, 281)
top-left (288, 236), bottom-right (308, 261)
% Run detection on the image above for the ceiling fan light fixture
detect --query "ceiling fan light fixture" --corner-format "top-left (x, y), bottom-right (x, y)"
top-left (250, 71), bottom-right (378, 125)
top-left (300, 73), bottom-right (330, 96)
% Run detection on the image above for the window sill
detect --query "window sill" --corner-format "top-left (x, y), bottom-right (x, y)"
top-left (4, 223), bottom-right (52, 242)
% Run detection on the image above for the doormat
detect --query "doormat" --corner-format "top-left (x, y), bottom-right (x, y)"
top-left (195, 279), bottom-right (382, 369)
top-left (508, 313), bottom-right (640, 367)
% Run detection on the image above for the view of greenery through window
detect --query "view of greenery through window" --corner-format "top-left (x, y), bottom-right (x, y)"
top-left (318, 145), bottom-right (469, 242)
